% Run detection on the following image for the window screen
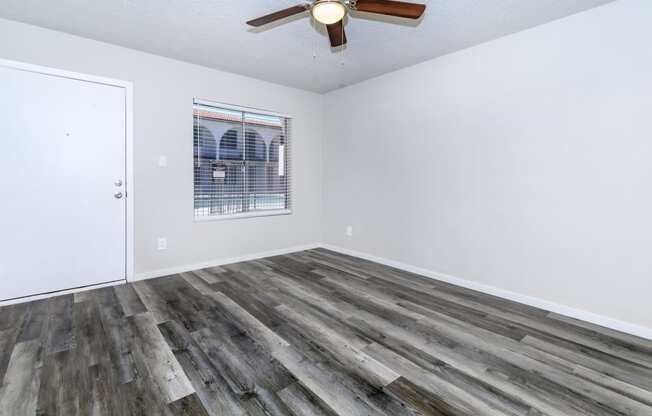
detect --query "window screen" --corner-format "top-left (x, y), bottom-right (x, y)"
top-left (193, 99), bottom-right (291, 219)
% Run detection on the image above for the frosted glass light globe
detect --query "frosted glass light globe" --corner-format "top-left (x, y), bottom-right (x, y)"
top-left (311, 1), bottom-right (346, 25)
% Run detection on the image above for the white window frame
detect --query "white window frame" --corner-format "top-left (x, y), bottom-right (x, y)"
top-left (192, 98), bottom-right (292, 221)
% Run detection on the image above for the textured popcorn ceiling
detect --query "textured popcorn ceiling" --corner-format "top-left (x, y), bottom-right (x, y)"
top-left (0, 0), bottom-right (615, 92)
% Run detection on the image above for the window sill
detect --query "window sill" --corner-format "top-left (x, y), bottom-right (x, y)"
top-left (194, 209), bottom-right (292, 222)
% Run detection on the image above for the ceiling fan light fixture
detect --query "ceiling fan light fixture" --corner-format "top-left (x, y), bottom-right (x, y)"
top-left (311, 0), bottom-right (347, 25)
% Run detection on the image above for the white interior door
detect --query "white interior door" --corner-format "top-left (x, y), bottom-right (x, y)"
top-left (0, 65), bottom-right (128, 300)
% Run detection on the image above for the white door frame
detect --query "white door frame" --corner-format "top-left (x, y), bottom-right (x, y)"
top-left (0, 58), bottom-right (135, 286)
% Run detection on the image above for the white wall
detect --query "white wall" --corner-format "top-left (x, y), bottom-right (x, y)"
top-left (323, 0), bottom-right (652, 330)
top-left (0, 18), bottom-right (324, 276)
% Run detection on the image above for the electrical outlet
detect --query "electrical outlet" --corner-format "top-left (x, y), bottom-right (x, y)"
top-left (346, 225), bottom-right (353, 237)
top-left (157, 237), bottom-right (167, 251)
top-left (158, 155), bottom-right (168, 168)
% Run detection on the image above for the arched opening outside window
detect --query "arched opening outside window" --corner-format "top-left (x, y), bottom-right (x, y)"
top-left (219, 128), bottom-right (243, 160)
top-left (269, 136), bottom-right (281, 162)
top-left (194, 123), bottom-right (217, 160)
top-left (245, 129), bottom-right (267, 161)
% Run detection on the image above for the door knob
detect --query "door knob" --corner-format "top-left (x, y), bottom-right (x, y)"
top-left (115, 180), bottom-right (123, 187)
top-left (114, 192), bottom-right (123, 199)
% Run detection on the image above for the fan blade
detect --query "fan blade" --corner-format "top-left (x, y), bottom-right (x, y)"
top-left (246, 4), bottom-right (308, 27)
top-left (353, 0), bottom-right (426, 19)
top-left (326, 21), bottom-right (347, 47)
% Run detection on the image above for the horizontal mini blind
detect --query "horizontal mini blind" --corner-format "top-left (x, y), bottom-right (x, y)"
top-left (193, 99), bottom-right (291, 219)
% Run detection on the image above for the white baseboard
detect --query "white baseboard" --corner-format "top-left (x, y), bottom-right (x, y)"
top-left (320, 244), bottom-right (652, 341)
top-left (134, 242), bottom-right (322, 281)
top-left (0, 279), bottom-right (126, 307)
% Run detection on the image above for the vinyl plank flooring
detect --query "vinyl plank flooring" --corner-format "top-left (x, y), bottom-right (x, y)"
top-left (345, 288), bottom-right (643, 415)
top-left (118, 368), bottom-right (178, 416)
top-left (309, 256), bottom-right (652, 413)
top-left (84, 361), bottom-right (125, 416)
top-left (158, 320), bottom-right (248, 416)
top-left (94, 287), bottom-right (137, 385)
top-left (44, 295), bottom-right (76, 355)
top-left (0, 303), bottom-right (28, 332)
top-left (113, 283), bottom-right (147, 317)
top-left (0, 249), bottom-right (651, 415)
top-left (167, 393), bottom-right (210, 416)
top-left (180, 272), bottom-right (214, 295)
top-left (73, 289), bottom-right (95, 304)
top-left (72, 299), bottom-right (106, 367)
top-left (363, 342), bottom-right (517, 415)
top-left (0, 303), bottom-right (27, 383)
top-left (36, 350), bottom-right (82, 415)
top-left (145, 277), bottom-right (209, 333)
top-left (132, 280), bottom-right (176, 324)
top-left (126, 312), bottom-right (195, 404)
top-left (275, 303), bottom-right (400, 388)
top-left (547, 312), bottom-right (652, 351)
top-left (192, 269), bottom-right (222, 285)
top-left (202, 318), bottom-right (296, 394)
top-left (349, 316), bottom-right (591, 416)
top-left (0, 330), bottom-right (15, 388)
top-left (385, 376), bottom-right (468, 416)
top-left (521, 333), bottom-right (652, 393)
top-left (191, 327), bottom-right (295, 415)
top-left (0, 340), bottom-right (41, 416)
top-left (210, 277), bottom-right (415, 416)
top-left (277, 382), bottom-right (338, 416)
top-left (15, 299), bottom-right (48, 344)
top-left (273, 345), bottom-right (385, 416)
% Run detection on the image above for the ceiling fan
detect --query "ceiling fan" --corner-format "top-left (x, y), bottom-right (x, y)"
top-left (246, 0), bottom-right (426, 47)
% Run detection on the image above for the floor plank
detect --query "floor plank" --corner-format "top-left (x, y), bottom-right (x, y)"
top-left (0, 340), bottom-right (41, 416)
top-left (127, 312), bottom-right (195, 404)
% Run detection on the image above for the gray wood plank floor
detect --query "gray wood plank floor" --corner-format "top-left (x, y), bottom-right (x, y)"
top-left (1, 248), bottom-right (651, 415)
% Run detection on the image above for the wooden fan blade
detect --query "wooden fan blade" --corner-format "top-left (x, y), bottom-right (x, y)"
top-left (326, 21), bottom-right (347, 47)
top-left (353, 0), bottom-right (426, 19)
top-left (246, 4), bottom-right (308, 27)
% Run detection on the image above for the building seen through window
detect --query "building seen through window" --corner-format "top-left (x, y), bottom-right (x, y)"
top-left (193, 101), bottom-right (290, 218)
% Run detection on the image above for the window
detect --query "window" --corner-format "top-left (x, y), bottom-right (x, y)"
top-left (193, 99), bottom-right (291, 219)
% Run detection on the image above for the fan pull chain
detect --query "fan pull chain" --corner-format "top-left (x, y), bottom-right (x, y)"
top-left (340, 17), bottom-right (346, 87)
top-left (310, 10), bottom-right (318, 89)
